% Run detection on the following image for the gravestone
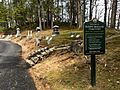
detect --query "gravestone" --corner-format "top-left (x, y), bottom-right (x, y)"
top-left (52, 25), bottom-right (60, 35)
top-left (70, 32), bottom-right (76, 38)
top-left (27, 30), bottom-right (32, 40)
top-left (15, 27), bottom-right (21, 37)
top-left (76, 34), bottom-right (80, 38)
top-left (47, 36), bottom-right (53, 45)
top-left (5, 35), bottom-right (12, 40)
top-left (35, 31), bottom-right (41, 46)
top-left (36, 27), bottom-right (41, 31)
top-left (45, 36), bottom-right (49, 40)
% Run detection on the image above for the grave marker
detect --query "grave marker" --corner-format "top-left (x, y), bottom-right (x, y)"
top-left (15, 27), bottom-right (21, 37)
top-left (52, 25), bottom-right (60, 35)
top-left (27, 30), bottom-right (33, 40)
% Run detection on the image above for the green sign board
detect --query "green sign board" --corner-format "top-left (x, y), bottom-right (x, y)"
top-left (84, 20), bottom-right (105, 55)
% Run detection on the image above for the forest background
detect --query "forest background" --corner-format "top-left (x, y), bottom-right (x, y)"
top-left (0, 0), bottom-right (119, 31)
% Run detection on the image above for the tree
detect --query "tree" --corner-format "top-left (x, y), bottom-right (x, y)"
top-left (89, 0), bottom-right (92, 20)
top-left (110, 0), bottom-right (118, 28)
top-left (107, 0), bottom-right (112, 27)
top-left (117, 13), bottom-right (120, 30)
top-left (37, 0), bottom-right (42, 30)
top-left (0, 3), bottom-right (8, 27)
top-left (77, 0), bottom-right (83, 29)
top-left (104, 0), bottom-right (107, 27)
top-left (13, 0), bottom-right (27, 26)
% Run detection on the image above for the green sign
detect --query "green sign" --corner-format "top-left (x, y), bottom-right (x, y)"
top-left (84, 19), bottom-right (105, 55)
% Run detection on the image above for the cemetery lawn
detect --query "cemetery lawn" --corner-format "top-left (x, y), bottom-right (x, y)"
top-left (2, 29), bottom-right (120, 90)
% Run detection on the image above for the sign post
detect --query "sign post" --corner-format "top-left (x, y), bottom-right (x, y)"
top-left (91, 54), bottom-right (96, 86)
top-left (84, 19), bottom-right (105, 87)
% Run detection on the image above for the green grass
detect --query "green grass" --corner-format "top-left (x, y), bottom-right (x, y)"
top-left (40, 28), bottom-right (118, 48)
top-left (40, 29), bottom-right (83, 47)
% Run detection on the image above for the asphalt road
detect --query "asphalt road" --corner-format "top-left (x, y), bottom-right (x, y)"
top-left (0, 41), bottom-right (36, 90)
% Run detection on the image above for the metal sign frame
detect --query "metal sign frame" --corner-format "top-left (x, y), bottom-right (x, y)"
top-left (84, 20), bottom-right (105, 55)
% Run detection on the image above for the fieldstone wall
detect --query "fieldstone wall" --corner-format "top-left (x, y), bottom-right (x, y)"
top-left (26, 40), bottom-right (83, 67)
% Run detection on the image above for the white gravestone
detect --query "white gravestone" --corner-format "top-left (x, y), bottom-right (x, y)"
top-left (15, 28), bottom-right (21, 37)
top-left (47, 36), bottom-right (53, 44)
top-left (27, 30), bottom-right (33, 40)
top-left (35, 31), bottom-right (41, 46)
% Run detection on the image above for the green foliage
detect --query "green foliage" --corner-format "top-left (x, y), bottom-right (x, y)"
top-left (0, 3), bottom-right (8, 21)
top-left (13, 1), bottom-right (27, 23)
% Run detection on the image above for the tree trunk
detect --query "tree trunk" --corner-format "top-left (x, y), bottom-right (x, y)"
top-left (72, 0), bottom-right (76, 25)
top-left (70, 0), bottom-right (73, 27)
top-left (110, 0), bottom-right (118, 28)
top-left (50, 12), bottom-right (53, 29)
top-left (95, 5), bottom-right (98, 19)
top-left (61, 1), bottom-right (64, 22)
top-left (43, 10), bottom-right (46, 30)
top-left (89, 0), bottom-right (92, 20)
top-left (47, 9), bottom-right (50, 28)
top-left (78, 0), bottom-right (81, 29)
top-left (38, 0), bottom-right (42, 30)
top-left (117, 13), bottom-right (120, 30)
top-left (78, 0), bottom-right (83, 29)
top-left (83, 0), bottom-right (86, 23)
top-left (107, 7), bottom-right (111, 27)
top-left (56, 0), bottom-right (59, 21)
top-left (104, 0), bottom-right (107, 27)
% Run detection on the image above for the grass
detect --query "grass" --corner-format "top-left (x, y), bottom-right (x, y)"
top-left (47, 62), bottom-right (90, 90)
top-left (40, 28), bottom-right (118, 48)
top-left (10, 27), bottom-right (118, 90)
top-left (1, 27), bottom-right (119, 90)
top-left (36, 29), bottom-right (120, 90)
top-left (105, 28), bottom-right (119, 37)
top-left (40, 29), bottom-right (83, 47)
top-left (96, 33), bottom-right (120, 90)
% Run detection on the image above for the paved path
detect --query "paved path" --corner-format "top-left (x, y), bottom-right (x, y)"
top-left (0, 41), bottom-right (36, 90)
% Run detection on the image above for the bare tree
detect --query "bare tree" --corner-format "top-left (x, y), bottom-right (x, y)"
top-left (77, 0), bottom-right (83, 29)
top-left (117, 13), bottom-right (120, 30)
top-left (110, 0), bottom-right (118, 28)
top-left (89, 0), bottom-right (92, 20)
top-left (104, 0), bottom-right (107, 27)
top-left (38, 0), bottom-right (42, 30)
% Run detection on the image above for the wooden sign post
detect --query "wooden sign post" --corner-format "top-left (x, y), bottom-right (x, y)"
top-left (84, 19), bottom-right (105, 87)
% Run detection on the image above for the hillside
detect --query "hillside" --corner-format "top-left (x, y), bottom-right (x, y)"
top-left (2, 29), bottom-right (120, 90)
